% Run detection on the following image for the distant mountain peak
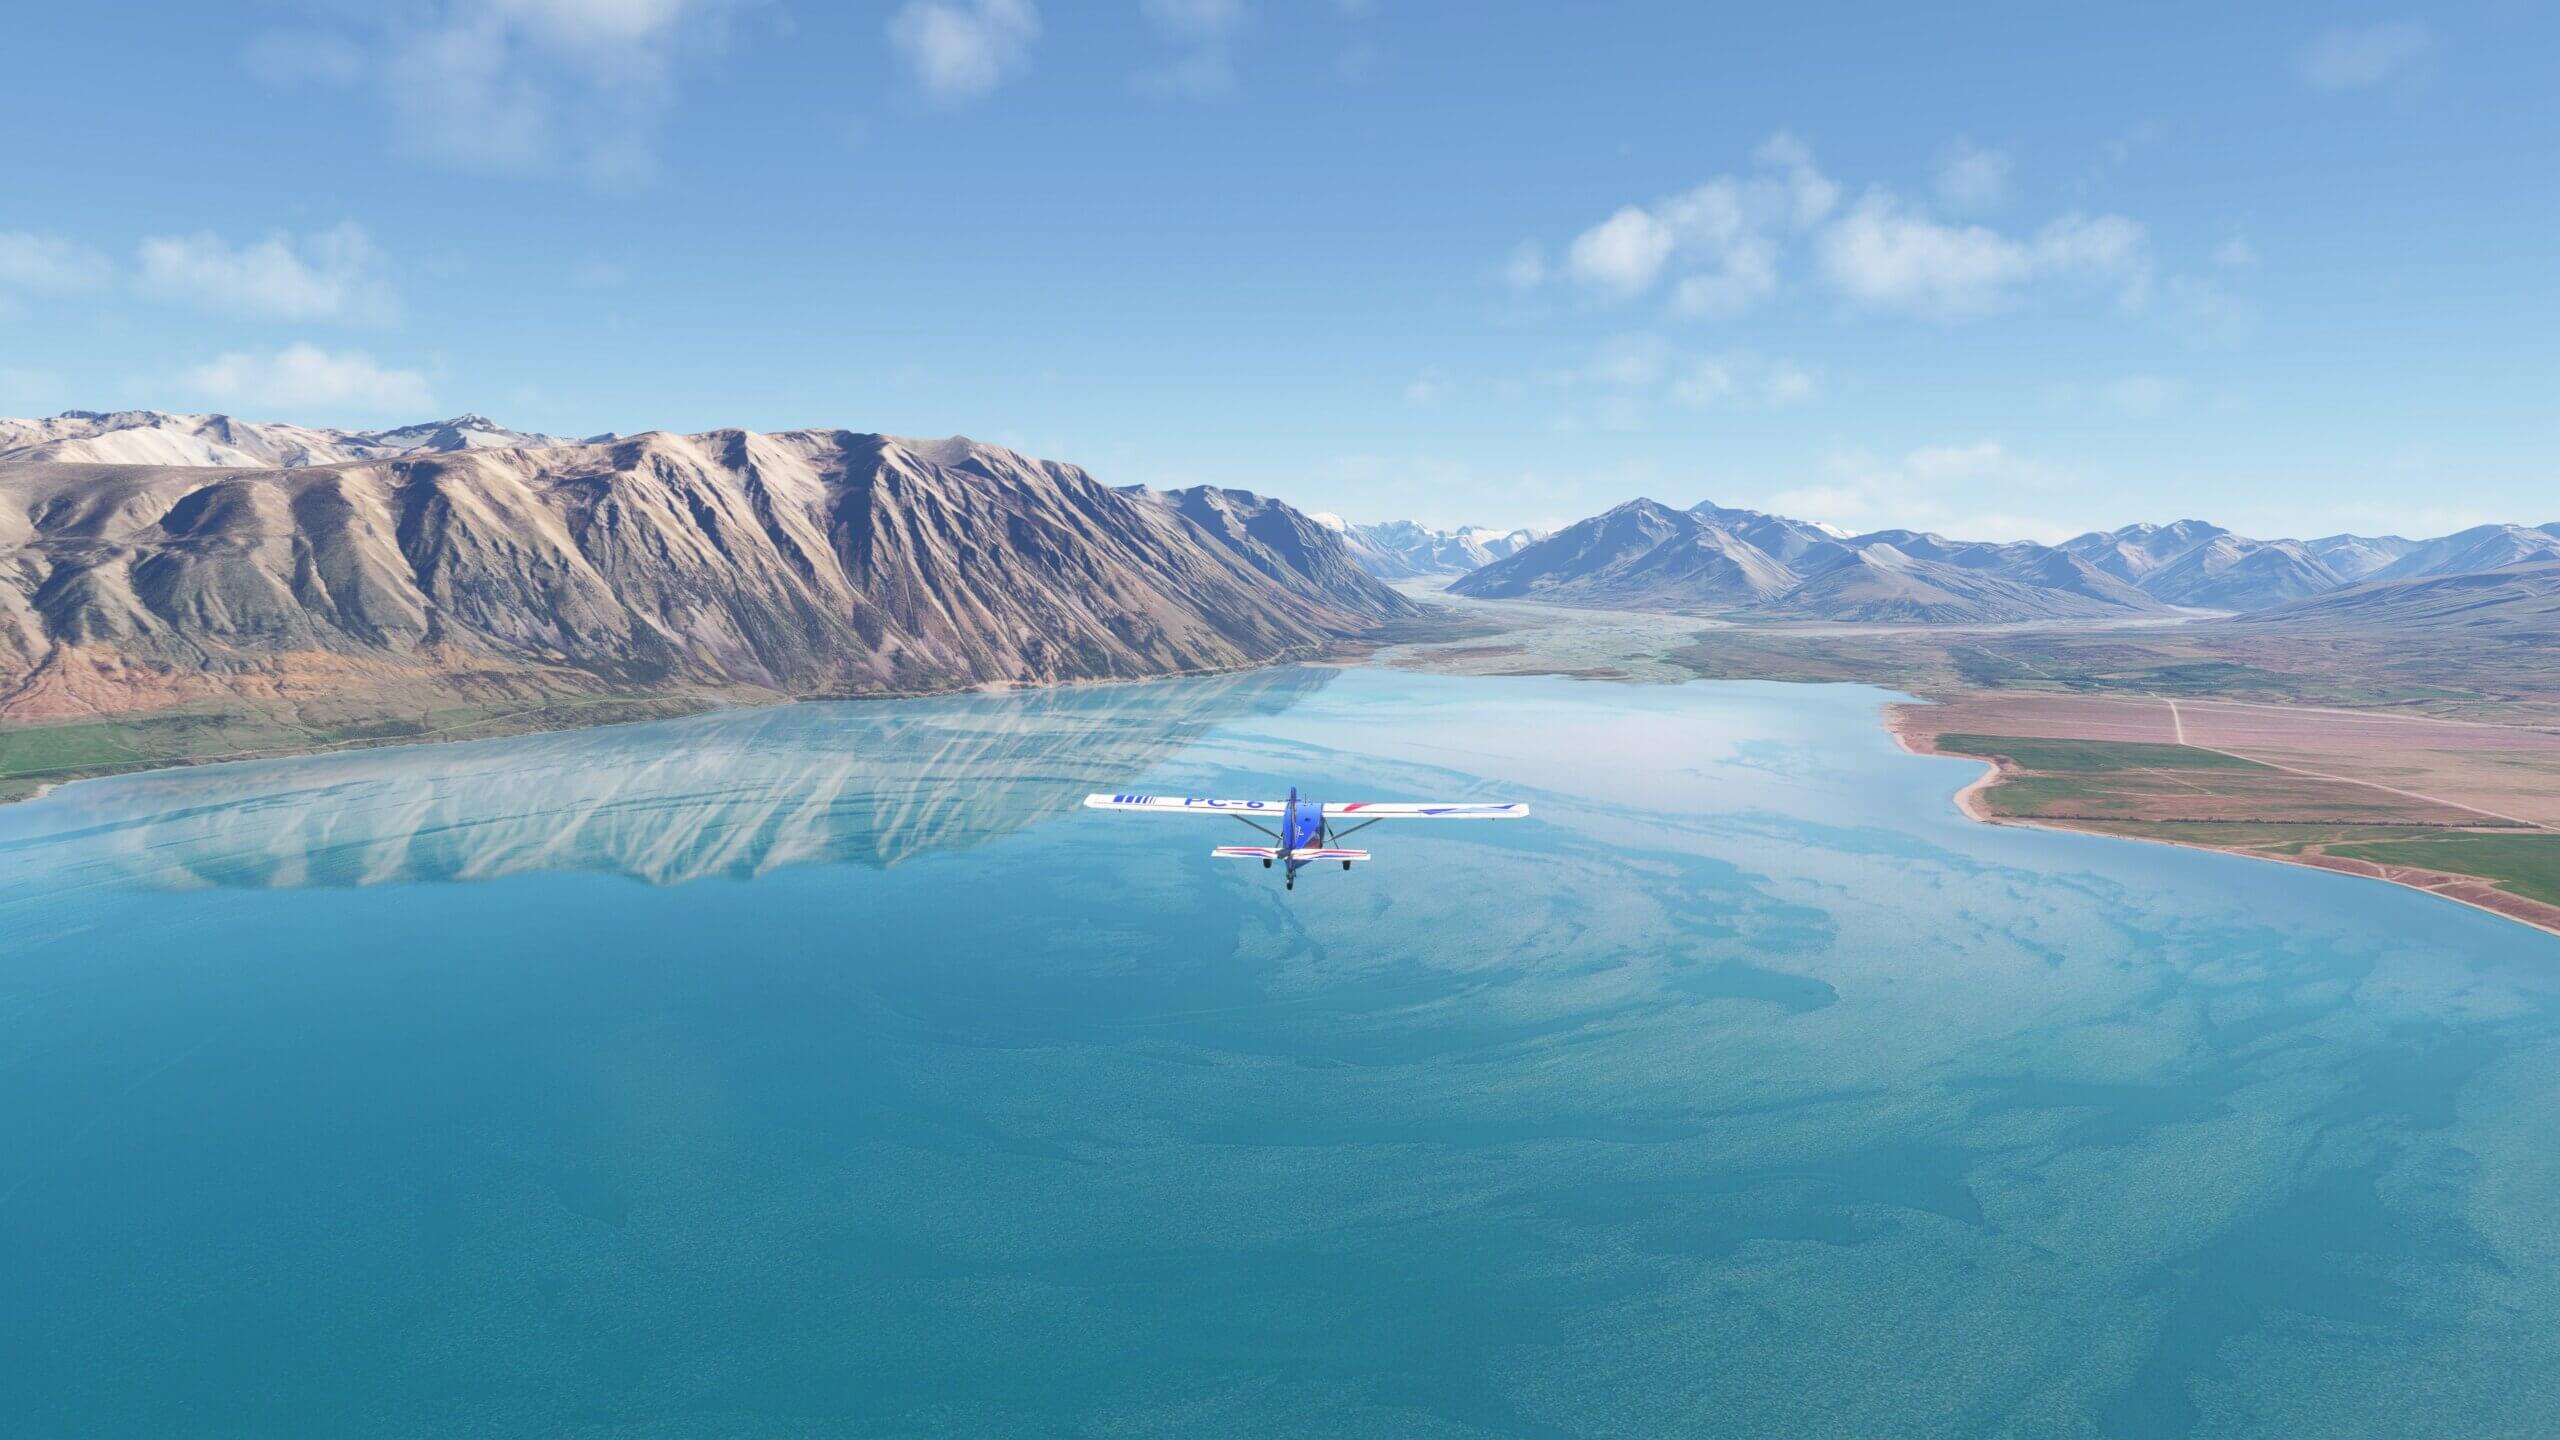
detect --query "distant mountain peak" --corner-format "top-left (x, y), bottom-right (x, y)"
top-left (1322, 515), bottom-right (1549, 580)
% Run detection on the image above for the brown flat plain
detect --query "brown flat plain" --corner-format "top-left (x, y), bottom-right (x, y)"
top-left (1895, 693), bottom-right (2560, 829)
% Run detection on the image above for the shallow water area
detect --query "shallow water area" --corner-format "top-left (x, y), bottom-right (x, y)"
top-left (4, 666), bottom-right (2559, 1438)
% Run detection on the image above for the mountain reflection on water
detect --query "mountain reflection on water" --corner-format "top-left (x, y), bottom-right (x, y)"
top-left (2, 666), bottom-right (1337, 888)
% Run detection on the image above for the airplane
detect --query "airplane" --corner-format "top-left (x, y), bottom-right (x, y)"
top-left (1083, 786), bottom-right (1529, 890)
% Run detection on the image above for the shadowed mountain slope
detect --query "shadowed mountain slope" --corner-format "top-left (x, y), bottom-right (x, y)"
top-left (1458, 496), bottom-right (2560, 622)
top-left (2226, 560), bottom-right (2560, 640)
top-left (1452, 500), bottom-right (2169, 622)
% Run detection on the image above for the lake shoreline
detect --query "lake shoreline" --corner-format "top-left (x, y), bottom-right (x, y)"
top-left (1882, 706), bottom-right (2560, 942)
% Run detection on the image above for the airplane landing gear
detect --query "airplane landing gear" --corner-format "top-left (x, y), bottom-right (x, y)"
top-left (1262, 857), bottom-right (1272, 868)
top-left (1342, 860), bottom-right (1352, 871)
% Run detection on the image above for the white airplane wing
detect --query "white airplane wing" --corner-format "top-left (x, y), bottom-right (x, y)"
top-left (1085, 794), bottom-right (1288, 816)
top-left (1319, 801), bottom-right (1530, 820)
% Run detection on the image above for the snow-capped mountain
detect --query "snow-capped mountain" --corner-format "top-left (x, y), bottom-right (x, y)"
top-left (1454, 504), bottom-right (2560, 621)
top-left (1312, 515), bottom-right (1547, 579)
top-left (0, 410), bottom-right (592, 467)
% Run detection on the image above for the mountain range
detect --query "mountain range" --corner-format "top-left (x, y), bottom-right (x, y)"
top-left (1314, 515), bottom-right (1545, 579)
top-left (2229, 558), bottom-right (2560, 641)
top-left (0, 420), bottom-right (1409, 727)
top-left (0, 409), bottom-right (589, 468)
top-left (1454, 497), bottom-right (2560, 622)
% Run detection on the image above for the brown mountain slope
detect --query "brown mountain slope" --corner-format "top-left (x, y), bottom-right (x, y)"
top-left (0, 429), bottom-right (1412, 726)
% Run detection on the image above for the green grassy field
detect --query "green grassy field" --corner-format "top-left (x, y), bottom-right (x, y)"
top-left (2325, 834), bottom-right (2560, 907)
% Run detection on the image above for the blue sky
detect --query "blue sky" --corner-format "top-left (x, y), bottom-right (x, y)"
top-left (3, 3), bottom-right (2552, 540)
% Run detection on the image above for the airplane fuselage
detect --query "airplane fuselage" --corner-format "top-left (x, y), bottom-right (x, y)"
top-left (1082, 787), bottom-right (1524, 892)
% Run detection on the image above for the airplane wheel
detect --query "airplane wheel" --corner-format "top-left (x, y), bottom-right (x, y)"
top-left (1262, 858), bottom-right (1272, 868)
top-left (1342, 861), bottom-right (1352, 871)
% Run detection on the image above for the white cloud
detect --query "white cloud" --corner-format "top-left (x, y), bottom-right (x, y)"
top-left (2046, 374), bottom-right (2187, 417)
top-left (1566, 207), bottom-right (1677, 296)
top-left (1404, 365), bottom-right (1451, 405)
top-left (1498, 240), bottom-right (1546, 291)
top-left (0, 232), bottom-right (115, 295)
top-left (1139, 49), bottom-right (1236, 99)
top-left (1815, 198), bottom-right (2029, 316)
top-left (1933, 137), bottom-right (2012, 211)
top-left (1555, 133), bottom-right (1836, 312)
top-left (181, 343), bottom-right (435, 415)
top-left (1760, 362), bottom-right (1817, 407)
top-left (1143, 0), bottom-right (1246, 38)
top-left (2155, 274), bottom-right (2259, 347)
top-left (1754, 441), bottom-right (2078, 543)
top-left (1138, 0), bottom-right (1246, 99)
top-left (1815, 193), bottom-right (2147, 318)
top-left (1547, 335), bottom-right (1815, 423)
top-left (257, 0), bottom-right (737, 183)
top-left (135, 223), bottom-right (398, 325)
top-left (1669, 354), bottom-right (1815, 409)
top-left (889, 0), bottom-right (1039, 101)
top-left (2298, 21), bottom-right (2431, 92)
top-left (385, 19), bottom-right (557, 175)
top-left (1752, 132), bottom-right (1840, 226)
top-left (2212, 236), bottom-right (2258, 268)
top-left (2034, 212), bottom-right (2145, 272)
top-left (2103, 374), bottom-right (2183, 416)
top-left (1668, 242), bottom-right (1778, 317)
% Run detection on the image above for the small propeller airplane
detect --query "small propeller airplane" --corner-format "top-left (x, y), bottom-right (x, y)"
top-left (1083, 787), bottom-right (1529, 890)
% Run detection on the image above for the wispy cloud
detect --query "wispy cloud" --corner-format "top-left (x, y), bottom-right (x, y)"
top-left (1530, 133), bottom-right (2169, 326)
top-left (1815, 196), bottom-right (2146, 319)
top-left (1544, 334), bottom-right (1816, 429)
top-left (0, 233), bottom-right (115, 297)
top-left (1932, 137), bottom-right (2013, 212)
top-left (1497, 241), bottom-right (1547, 291)
top-left (1566, 208), bottom-right (1677, 297)
top-left (889, 0), bottom-right (1041, 103)
top-left (180, 343), bottom-right (435, 415)
top-left (1754, 441), bottom-right (2080, 543)
top-left (249, 1), bottom-right (740, 186)
top-left (2297, 21), bottom-right (2432, 93)
top-left (1554, 133), bottom-right (1835, 315)
top-left (136, 223), bottom-right (398, 326)
top-left (1138, 0), bottom-right (1249, 99)
top-left (2212, 236), bottom-right (2258, 268)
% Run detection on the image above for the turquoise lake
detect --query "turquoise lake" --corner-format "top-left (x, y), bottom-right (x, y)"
top-left (5, 666), bottom-right (2559, 1437)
